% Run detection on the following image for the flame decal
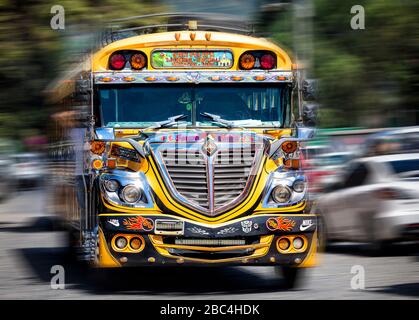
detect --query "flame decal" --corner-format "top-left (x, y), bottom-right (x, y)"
top-left (123, 216), bottom-right (154, 231)
top-left (266, 217), bottom-right (296, 231)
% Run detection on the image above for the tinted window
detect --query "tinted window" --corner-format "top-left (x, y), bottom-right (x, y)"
top-left (388, 159), bottom-right (419, 174)
top-left (343, 163), bottom-right (369, 188)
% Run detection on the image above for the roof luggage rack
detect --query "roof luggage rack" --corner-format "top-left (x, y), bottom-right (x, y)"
top-left (100, 12), bottom-right (255, 46)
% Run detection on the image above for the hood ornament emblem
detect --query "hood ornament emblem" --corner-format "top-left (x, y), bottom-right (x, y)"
top-left (202, 135), bottom-right (218, 156)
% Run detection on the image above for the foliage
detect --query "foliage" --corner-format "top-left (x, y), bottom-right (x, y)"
top-left (267, 0), bottom-right (419, 128)
top-left (0, 0), bottom-right (166, 141)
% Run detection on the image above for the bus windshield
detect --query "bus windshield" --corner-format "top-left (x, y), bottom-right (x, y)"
top-left (98, 84), bottom-right (290, 128)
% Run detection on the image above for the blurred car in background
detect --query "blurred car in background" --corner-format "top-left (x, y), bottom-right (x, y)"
top-left (316, 153), bottom-right (419, 251)
top-left (11, 153), bottom-right (45, 188)
top-left (0, 155), bottom-right (13, 201)
top-left (364, 126), bottom-right (419, 156)
top-left (306, 151), bottom-right (353, 198)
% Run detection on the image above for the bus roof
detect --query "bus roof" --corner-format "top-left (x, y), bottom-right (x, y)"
top-left (92, 30), bottom-right (293, 72)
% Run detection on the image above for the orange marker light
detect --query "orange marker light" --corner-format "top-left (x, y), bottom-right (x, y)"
top-left (231, 76), bottom-right (243, 81)
top-left (254, 75), bottom-right (266, 81)
top-left (106, 158), bottom-right (117, 169)
top-left (92, 159), bottom-right (104, 170)
top-left (90, 141), bottom-right (105, 155)
top-left (277, 238), bottom-right (291, 251)
top-left (281, 141), bottom-right (298, 154)
top-left (239, 53), bottom-right (255, 70)
top-left (130, 53), bottom-right (146, 70)
top-left (284, 158), bottom-right (300, 169)
top-left (129, 236), bottom-right (145, 251)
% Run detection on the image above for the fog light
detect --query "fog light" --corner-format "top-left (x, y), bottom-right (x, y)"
top-left (115, 236), bottom-right (127, 249)
top-left (104, 179), bottom-right (119, 192)
top-left (278, 238), bottom-right (290, 251)
top-left (293, 237), bottom-right (304, 250)
top-left (129, 237), bottom-right (144, 251)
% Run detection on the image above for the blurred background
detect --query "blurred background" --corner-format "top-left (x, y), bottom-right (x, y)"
top-left (0, 0), bottom-right (418, 299)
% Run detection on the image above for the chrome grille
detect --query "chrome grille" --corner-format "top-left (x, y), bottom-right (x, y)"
top-left (213, 148), bottom-right (256, 208)
top-left (162, 149), bottom-right (209, 209)
top-left (159, 144), bottom-right (261, 215)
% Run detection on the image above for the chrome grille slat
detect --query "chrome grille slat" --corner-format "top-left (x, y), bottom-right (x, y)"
top-left (158, 141), bottom-right (261, 216)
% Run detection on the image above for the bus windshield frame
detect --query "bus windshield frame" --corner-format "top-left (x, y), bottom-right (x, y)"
top-left (95, 83), bottom-right (292, 128)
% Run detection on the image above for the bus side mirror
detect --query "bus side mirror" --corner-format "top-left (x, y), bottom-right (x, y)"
top-left (302, 102), bottom-right (319, 127)
top-left (302, 79), bottom-right (318, 101)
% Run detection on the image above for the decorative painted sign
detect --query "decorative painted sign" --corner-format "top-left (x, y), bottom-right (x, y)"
top-left (123, 216), bottom-right (154, 231)
top-left (151, 50), bottom-right (233, 69)
top-left (266, 217), bottom-right (296, 232)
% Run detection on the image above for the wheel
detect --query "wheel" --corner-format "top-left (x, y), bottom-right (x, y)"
top-left (365, 217), bottom-right (391, 256)
top-left (65, 228), bottom-right (80, 262)
top-left (367, 239), bottom-right (392, 256)
top-left (317, 215), bottom-right (328, 252)
top-left (276, 266), bottom-right (304, 289)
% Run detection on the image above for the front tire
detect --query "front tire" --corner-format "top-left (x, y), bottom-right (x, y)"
top-left (276, 266), bottom-right (304, 289)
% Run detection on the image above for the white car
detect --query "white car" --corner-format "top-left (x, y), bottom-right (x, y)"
top-left (315, 153), bottom-right (419, 249)
top-left (11, 153), bottom-right (45, 187)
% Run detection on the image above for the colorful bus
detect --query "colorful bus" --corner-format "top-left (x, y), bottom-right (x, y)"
top-left (46, 14), bottom-right (318, 288)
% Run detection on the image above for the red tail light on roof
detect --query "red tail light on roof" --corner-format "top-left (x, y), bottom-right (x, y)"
top-left (260, 53), bottom-right (276, 69)
top-left (109, 53), bottom-right (126, 70)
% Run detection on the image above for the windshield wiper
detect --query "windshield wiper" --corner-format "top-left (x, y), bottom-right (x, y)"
top-left (200, 112), bottom-right (235, 128)
top-left (144, 114), bottom-right (187, 130)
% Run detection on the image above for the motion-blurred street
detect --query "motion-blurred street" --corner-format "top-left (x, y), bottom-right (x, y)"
top-left (0, 187), bottom-right (418, 300)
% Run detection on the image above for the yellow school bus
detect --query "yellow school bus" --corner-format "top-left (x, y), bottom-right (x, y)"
top-left (47, 14), bottom-right (318, 288)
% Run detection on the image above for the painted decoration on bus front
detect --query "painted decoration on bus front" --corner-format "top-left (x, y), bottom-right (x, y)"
top-left (151, 50), bottom-right (233, 68)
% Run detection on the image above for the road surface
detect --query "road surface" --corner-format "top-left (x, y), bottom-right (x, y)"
top-left (0, 188), bottom-right (418, 299)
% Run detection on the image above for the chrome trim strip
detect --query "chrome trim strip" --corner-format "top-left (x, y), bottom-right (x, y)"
top-left (94, 71), bottom-right (293, 84)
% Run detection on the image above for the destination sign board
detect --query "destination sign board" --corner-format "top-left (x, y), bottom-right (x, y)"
top-left (151, 50), bottom-right (233, 69)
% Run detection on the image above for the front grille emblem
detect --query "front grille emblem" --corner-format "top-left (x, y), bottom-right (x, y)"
top-left (202, 135), bottom-right (218, 156)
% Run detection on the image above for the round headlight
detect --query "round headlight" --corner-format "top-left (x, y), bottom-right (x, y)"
top-left (104, 179), bottom-right (119, 192)
top-left (293, 180), bottom-right (306, 193)
top-left (272, 185), bottom-right (292, 203)
top-left (120, 185), bottom-right (142, 203)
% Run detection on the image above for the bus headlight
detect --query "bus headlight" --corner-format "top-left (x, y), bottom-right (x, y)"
top-left (104, 179), bottom-right (119, 192)
top-left (292, 180), bottom-right (306, 193)
top-left (99, 170), bottom-right (153, 208)
top-left (120, 185), bottom-right (142, 203)
top-left (272, 185), bottom-right (292, 203)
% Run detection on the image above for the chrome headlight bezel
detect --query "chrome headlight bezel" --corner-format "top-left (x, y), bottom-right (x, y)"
top-left (99, 170), bottom-right (153, 208)
top-left (262, 171), bottom-right (307, 208)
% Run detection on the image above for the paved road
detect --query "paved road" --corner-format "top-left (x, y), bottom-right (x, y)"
top-left (0, 188), bottom-right (418, 299)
